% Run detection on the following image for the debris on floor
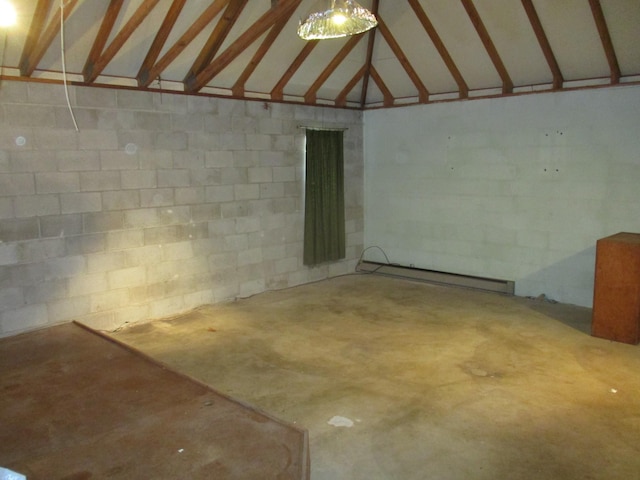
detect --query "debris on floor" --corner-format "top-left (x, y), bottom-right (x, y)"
top-left (328, 416), bottom-right (354, 428)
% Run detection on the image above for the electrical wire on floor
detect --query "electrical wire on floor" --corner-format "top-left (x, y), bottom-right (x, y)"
top-left (60, 0), bottom-right (79, 131)
top-left (355, 245), bottom-right (399, 274)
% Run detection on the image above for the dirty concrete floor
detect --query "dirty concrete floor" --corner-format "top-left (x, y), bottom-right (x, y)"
top-left (112, 274), bottom-right (640, 480)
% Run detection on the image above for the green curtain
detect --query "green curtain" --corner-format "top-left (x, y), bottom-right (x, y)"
top-left (303, 129), bottom-right (346, 266)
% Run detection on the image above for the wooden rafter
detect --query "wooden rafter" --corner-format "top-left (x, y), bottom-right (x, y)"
top-left (369, 65), bottom-right (394, 107)
top-left (304, 35), bottom-right (363, 104)
top-left (408, 0), bottom-right (468, 98)
top-left (271, 40), bottom-right (318, 101)
top-left (84, 0), bottom-right (161, 83)
top-left (19, 0), bottom-right (79, 77)
top-left (337, 64), bottom-right (367, 107)
top-left (137, 0), bottom-right (188, 87)
top-left (138, 0), bottom-right (230, 88)
top-left (460, 0), bottom-right (513, 94)
top-left (360, 0), bottom-right (379, 107)
top-left (83, 0), bottom-right (125, 82)
top-left (521, 0), bottom-right (563, 90)
top-left (183, 0), bottom-right (249, 85)
top-left (376, 17), bottom-right (428, 103)
top-left (18, 0), bottom-right (51, 76)
top-left (186, 0), bottom-right (302, 93)
top-left (588, 0), bottom-right (620, 84)
top-left (231, 7), bottom-right (296, 97)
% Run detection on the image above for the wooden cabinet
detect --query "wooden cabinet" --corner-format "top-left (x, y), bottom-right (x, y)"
top-left (592, 232), bottom-right (640, 344)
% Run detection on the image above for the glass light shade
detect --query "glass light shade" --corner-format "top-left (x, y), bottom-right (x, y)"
top-left (297, 0), bottom-right (378, 40)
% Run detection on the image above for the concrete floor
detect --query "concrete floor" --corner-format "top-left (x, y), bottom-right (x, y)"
top-left (112, 274), bottom-right (640, 480)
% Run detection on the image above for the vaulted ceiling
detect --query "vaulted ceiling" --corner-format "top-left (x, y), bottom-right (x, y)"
top-left (1, 0), bottom-right (639, 109)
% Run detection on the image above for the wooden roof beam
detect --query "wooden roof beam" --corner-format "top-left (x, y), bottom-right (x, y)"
top-left (18, 0), bottom-right (51, 76)
top-left (84, 0), bottom-right (161, 84)
top-left (359, 0), bottom-right (379, 107)
top-left (460, 0), bottom-right (513, 94)
top-left (83, 0), bottom-right (124, 83)
top-left (337, 64), bottom-right (367, 107)
top-left (369, 65), bottom-right (394, 107)
top-left (304, 35), bottom-right (363, 104)
top-left (19, 0), bottom-right (78, 77)
top-left (183, 0), bottom-right (249, 86)
top-left (376, 16), bottom-right (428, 103)
top-left (232, 7), bottom-right (296, 97)
top-left (137, 0), bottom-right (187, 87)
top-left (271, 40), bottom-right (318, 101)
top-left (521, 0), bottom-right (563, 90)
top-left (138, 0), bottom-right (230, 88)
top-left (408, 0), bottom-right (468, 99)
top-left (186, 0), bottom-right (302, 93)
top-left (588, 0), bottom-right (620, 84)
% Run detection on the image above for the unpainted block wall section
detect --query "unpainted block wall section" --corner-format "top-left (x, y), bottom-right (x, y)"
top-left (0, 82), bottom-right (364, 337)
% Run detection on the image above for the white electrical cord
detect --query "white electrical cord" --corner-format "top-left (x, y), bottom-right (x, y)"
top-left (60, 0), bottom-right (79, 131)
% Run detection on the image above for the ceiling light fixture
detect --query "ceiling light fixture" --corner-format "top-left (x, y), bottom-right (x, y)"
top-left (297, 0), bottom-right (377, 40)
top-left (0, 0), bottom-right (16, 28)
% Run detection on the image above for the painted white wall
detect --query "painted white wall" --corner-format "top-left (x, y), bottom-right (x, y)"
top-left (363, 85), bottom-right (640, 307)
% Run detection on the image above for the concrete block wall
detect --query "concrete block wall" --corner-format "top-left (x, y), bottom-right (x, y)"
top-left (0, 81), bottom-right (364, 337)
top-left (364, 85), bottom-right (640, 307)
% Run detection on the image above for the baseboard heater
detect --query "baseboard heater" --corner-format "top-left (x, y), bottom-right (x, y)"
top-left (356, 261), bottom-right (515, 295)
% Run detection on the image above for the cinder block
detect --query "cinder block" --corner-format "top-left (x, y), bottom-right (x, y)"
top-left (0, 243), bottom-right (18, 266)
top-left (246, 134), bottom-right (271, 151)
top-left (17, 238), bottom-right (66, 263)
top-left (108, 266), bottom-right (146, 289)
top-left (121, 170), bottom-right (157, 189)
top-left (65, 233), bottom-right (106, 255)
top-left (4, 104), bottom-right (55, 127)
top-left (35, 172), bottom-right (79, 194)
top-left (149, 295), bottom-right (184, 320)
top-left (0, 217), bottom-right (40, 242)
top-left (90, 289), bottom-right (130, 313)
top-left (47, 296), bottom-right (91, 323)
top-left (57, 151), bottom-right (100, 172)
top-left (40, 214), bottom-right (83, 238)
top-left (60, 192), bottom-right (102, 214)
top-left (87, 251), bottom-right (127, 273)
top-left (76, 86), bottom-right (117, 108)
top-left (161, 241), bottom-right (194, 261)
top-left (172, 112), bottom-right (204, 132)
top-left (124, 244), bottom-right (163, 266)
top-left (205, 185), bottom-right (234, 203)
top-left (190, 168), bottom-right (220, 186)
top-left (219, 133), bottom-right (246, 150)
top-left (139, 151), bottom-right (172, 169)
top-left (112, 304), bottom-right (150, 326)
top-left (234, 184), bottom-right (260, 200)
top-left (205, 150), bottom-right (234, 167)
top-left (273, 166), bottom-right (295, 182)
top-left (14, 194), bottom-right (60, 218)
top-left (175, 187), bottom-right (204, 205)
top-left (248, 167), bottom-right (273, 183)
top-left (45, 255), bottom-right (86, 280)
top-left (190, 204), bottom-right (220, 222)
top-left (0, 287), bottom-right (24, 310)
top-left (79, 130), bottom-right (119, 151)
top-left (143, 225), bottom-right (179, 245)
top-left (135, 111), bottom-right (171, 130)
top-left (100, 150), bottom-right (138, 170)
top-left (260, 183), bottom-right (284, 199)
top-left (155, 131), bottom-right (188, 151)
top-left (259, 118), bottom-right (283, 134)
top-left (102, 190), bottom-right (141, 210)
top-left (117, 89), bottom-right (154, 110)
top-left (0, 173), bottom-right (35, 196)
top-left (0, 197), bottom-right (13, 218)
top-left (80, 171), bottom-right (121, 191)
top-left (158, 169), bottom-right (190, 187)
top-left (275, 257), bottom-right (298, 274)
top-left (82, 211), bottom-right (124, 233)
top-left (34, 129), bottom-right (78, 151)
top-left (106, 229), bottom-right (144, 250)
top-left (140, 188), bottom-right (174, 207)
top-left (9, 150), bottom-right (55, 173)
top-left (238, 248), bottom-right (262, 266)
top-left (68, 273), bottom-right (108, 297)
top-left (0, 304), bottom-right (48, 334)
